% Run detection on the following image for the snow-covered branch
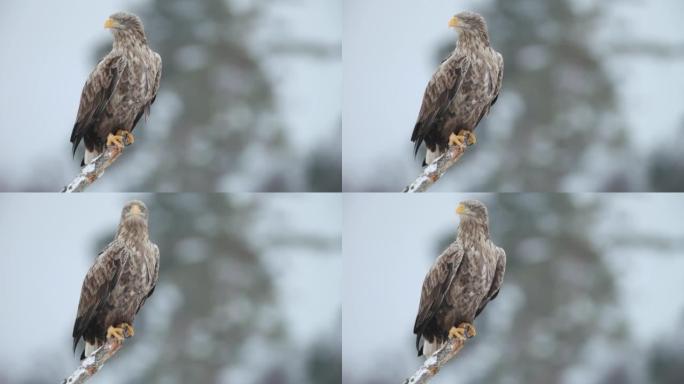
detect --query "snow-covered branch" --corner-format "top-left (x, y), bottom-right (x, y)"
top-left (403, 337), bottom-right (466, 384)
top-left (403, 145), bottom-right (467, 193)
top-left (62, 337), bottom-right (127, 384)
top-left (61, 138), bottom-right (131, 193)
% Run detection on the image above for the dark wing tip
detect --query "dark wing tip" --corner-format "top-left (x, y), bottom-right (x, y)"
top-left (70, 123), bottom-right (82, 157)
top-left (411, 123), bottom-right (424, 157)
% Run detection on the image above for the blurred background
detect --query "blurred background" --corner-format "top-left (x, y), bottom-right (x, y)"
top-left (343, 0), bottom-right (684, 192)
top-left (0, 0), bottom-right (341, 192)
top-left (0, 193), bottom-right (341, 383)
top-left (343, 194), bottom-right (684, 384)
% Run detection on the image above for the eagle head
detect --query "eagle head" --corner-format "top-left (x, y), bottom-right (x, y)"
top-left (448, 11), bottom-right (489, 40)
top-left (121, 200), bottom-right (149, 224)
top-left (456, 199), bottom-right (489, 224)
top-left (104, 12), bottom-right (147, 42)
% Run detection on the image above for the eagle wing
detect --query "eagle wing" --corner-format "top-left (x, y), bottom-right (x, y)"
top-left (413, 241), bottom-right (464, 348)
top-left (475, 246), bottom-right (506, 318)
top-left (411, 53), bottom-right (469, 155)
top-left (136, 243), bottom-right (160, 314)
top-left (70, 53), bottom-right (128, 155)
top-left (72, 240), bottom-right (130, 351)
top-left (489, 51), bottom-right (504, 107)
top-left (130, 51), bottom-right (162, 133)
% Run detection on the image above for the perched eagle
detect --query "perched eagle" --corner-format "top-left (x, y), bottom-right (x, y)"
top-left (72, 200), bottom-right (159, 359)
top-left (411, 12), bottom-right (503, 165)
top-left (413, 200), bottom-right (506, 357)
top-left (70, 12), bottom-right (162, 165)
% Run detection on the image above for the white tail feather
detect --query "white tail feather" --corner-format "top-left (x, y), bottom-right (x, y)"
top-left (84, 149), bottom-right (98, 164)
top-left (84, 341), bottom-right (99, 357)
top-left (422, 340), bottom-right (442, 358)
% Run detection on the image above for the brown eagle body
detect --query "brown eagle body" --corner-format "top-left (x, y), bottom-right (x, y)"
top-left (72, 201), bottom-right (159, 359)
top-left (413, 200), bottom-right (506, 357)
top-left (70, 12), bottom-right (162, 165)
top-left (411, 12), bottom-right (503, 165)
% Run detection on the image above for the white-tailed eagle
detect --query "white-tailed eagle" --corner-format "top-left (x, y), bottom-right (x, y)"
top-left (70, 12), bottom-right (162, 165)
top-left (72, 200), bottom-right (160, 359)
top-left (411, 12), bottom-right (503, 165)
top-left (413, 200), bottom-right (506, 357)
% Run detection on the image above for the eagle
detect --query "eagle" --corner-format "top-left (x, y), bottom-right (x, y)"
top-left (413, 200), bottom-right (506, 357)
top-left (411, 12), bottom-right (503, 165)
top-left (70, 12), bottom-right (162, 165)
top-left (72, 200), bottom-right (160, 359)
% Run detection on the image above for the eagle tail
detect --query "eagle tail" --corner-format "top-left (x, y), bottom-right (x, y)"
top-left (83, 148), bottom-right (98, 166)
top-left (83, 341), bottom-right (100, 360)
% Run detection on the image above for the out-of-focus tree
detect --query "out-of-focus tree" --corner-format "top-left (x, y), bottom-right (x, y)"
top-left (647, 123), bottom-right (684, 191)
top-left (306, 318), bottom-right (342, 384)
top-left (647, 328), bottom-right (684, 384)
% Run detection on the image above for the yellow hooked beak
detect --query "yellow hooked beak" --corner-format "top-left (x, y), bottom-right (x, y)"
top-left (448, 15), bottom-right (459, 28)
top-left (104, 18), bottom-right (118, 29)
top-left (129, 204), bottom-right (142, 215)
top-left (455, 203), bottom-right (466, 215)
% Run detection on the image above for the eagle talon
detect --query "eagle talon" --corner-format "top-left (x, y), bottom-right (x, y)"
top-left (458, 322), bottom-right (477, 338)
top-left (448, 133), bottom-right (466, 148)
top-left (448, 326), bottom-right (467, 341)
top-left (106, 325), bottom-right (125, 342)
top-left (121, 322), bottom-right (135, 337)
top-left (116, 130), bottom-right (135, 145)
top-left (462, 131), bottom-right (477, 146)
top-left (106, 133), bottom-right (125, 149)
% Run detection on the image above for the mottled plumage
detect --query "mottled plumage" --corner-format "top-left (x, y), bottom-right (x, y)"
top-left (413, 200), bottom-right (506, 357)
top-left (70, 12), bottom-right (162, 165)
top-left (411, 12), bottom-right (503, 165)
top-left (72, 201), bottom-right (159, 359)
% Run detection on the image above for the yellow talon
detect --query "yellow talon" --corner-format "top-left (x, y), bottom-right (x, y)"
top-left (448, 326), bottom-right (467, 341)
top-left (116, 130), bottom-right (135, 145)
top-left (121, 323), bottom-right (135, 337)
top-left (448, 133), bottom-right (466, 148)
top-left (458, 322), bottom-right (477, 338)
top-left (106, 133), bottom-right (125, 149)
top-left (106, 325), bottom-right (125, 341)
top-left (463, 131), bottom-right (477, 145)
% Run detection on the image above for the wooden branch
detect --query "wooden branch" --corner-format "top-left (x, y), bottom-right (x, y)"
top-left (62, 138), bottom-right (130, 193)
top-left (403, 337), bottom-right (466, 384)
top-left (403, 145), bottom-right (467, 193)
top-left (62, 337), bottom-right (126, 384)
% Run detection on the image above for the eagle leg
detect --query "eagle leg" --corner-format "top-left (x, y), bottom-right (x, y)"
top-left (106, 325), bottom-right (126, 342)
top-left (116, 130), bottom-right (135, 145)
top-left (121, 322), bottom-right (135, 337)
top-left (448, 326), bottom-right (467, 341)
top-left (458, 322), bottom-right (477, 338)
top-left (448, 133), bottom-right (466, 149)
top-left (461, 130), bottom-right (477, 146)
top-left (106, 133), bottom-right (125, 149)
